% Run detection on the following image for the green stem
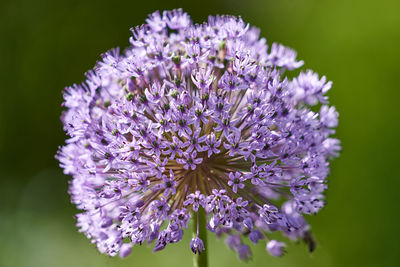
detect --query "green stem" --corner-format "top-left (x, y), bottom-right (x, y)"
top-left (193, 207), bottom-right (208, 267)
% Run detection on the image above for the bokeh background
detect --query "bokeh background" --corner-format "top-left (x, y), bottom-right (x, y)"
top-left (1, 0), bottom-right (399, 266)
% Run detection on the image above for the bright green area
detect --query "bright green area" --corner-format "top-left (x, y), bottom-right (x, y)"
top-left (1, 0), bottom-right (399, 266)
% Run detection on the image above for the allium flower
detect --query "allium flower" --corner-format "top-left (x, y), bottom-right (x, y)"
top-left (57, 9), bottom-right (340, 262)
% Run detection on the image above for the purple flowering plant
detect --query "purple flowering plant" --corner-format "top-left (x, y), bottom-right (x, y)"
top-left (57, 9), bottom-right (340, 266)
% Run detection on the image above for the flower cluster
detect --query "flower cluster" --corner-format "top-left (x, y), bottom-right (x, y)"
top-left (57, 9), bottom-right (340, 260)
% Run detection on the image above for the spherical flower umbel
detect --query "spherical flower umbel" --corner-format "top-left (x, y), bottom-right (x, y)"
top-left (57, 9), bottom-right (341, 260)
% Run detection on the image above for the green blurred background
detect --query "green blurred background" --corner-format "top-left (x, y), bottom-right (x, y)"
top-left (1, 0), bottom-right (399, 266)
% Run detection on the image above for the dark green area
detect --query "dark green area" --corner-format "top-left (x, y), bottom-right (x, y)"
top-left (1, 0), bottom-right (399, 266)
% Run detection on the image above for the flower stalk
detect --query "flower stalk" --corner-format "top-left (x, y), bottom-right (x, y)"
top-left (193, 207), bottom-right (208, 267)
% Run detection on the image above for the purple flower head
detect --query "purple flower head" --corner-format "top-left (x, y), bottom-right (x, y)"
top-left (119, 243), bottom-right (132, 258)
top-left (204, 133), bottom-right (221, 158)
top-left (289, 70), bottom-right (332, 105)
top-left (190, 236), bottom-right (205, 254)
top-left (163, 136), bottom-right (184, 160)
top-left (128, 172), bottom-right (149, 192)
top-left (191, 102), bottom-right (211, 128)
top-left (225, 234), bottom-right (241, 250)
top-left (160, 170), bottom-right (177, 197)
top-left (266, 240), bottom-right (286, 257)
top-left (163, 9), bottom-right (191, 30)
top-left (57, 9), bottom-right (340, 260)
top-left (192, 67), bottom-right (214, 91)
top-left (267, 43), bottom-right (304, 70)
top-left (183, 190), bottom-right (205, 212)
top-left (228, 172), bottom-right (246, 193)
top-left (320, 105), bottom-right (339, 128)
top-left (146, 11), bottom-right (166, 32)
top-left (249, 230), bottom-right (264, 244)
top-left (237, 244), bottom-right (252, 261)
top-left (169, 208), bottom-right (190, 228)
top-left (183, 129), bottom-right (207, 153)
top-left (219, 72), bottom-right (247, 91)
top-left (214, 114), bottom-right (239, 137)
top-left (176, 151), bottom-right (203, 170)
top-left (150, 197), bottom-right (170, 219)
